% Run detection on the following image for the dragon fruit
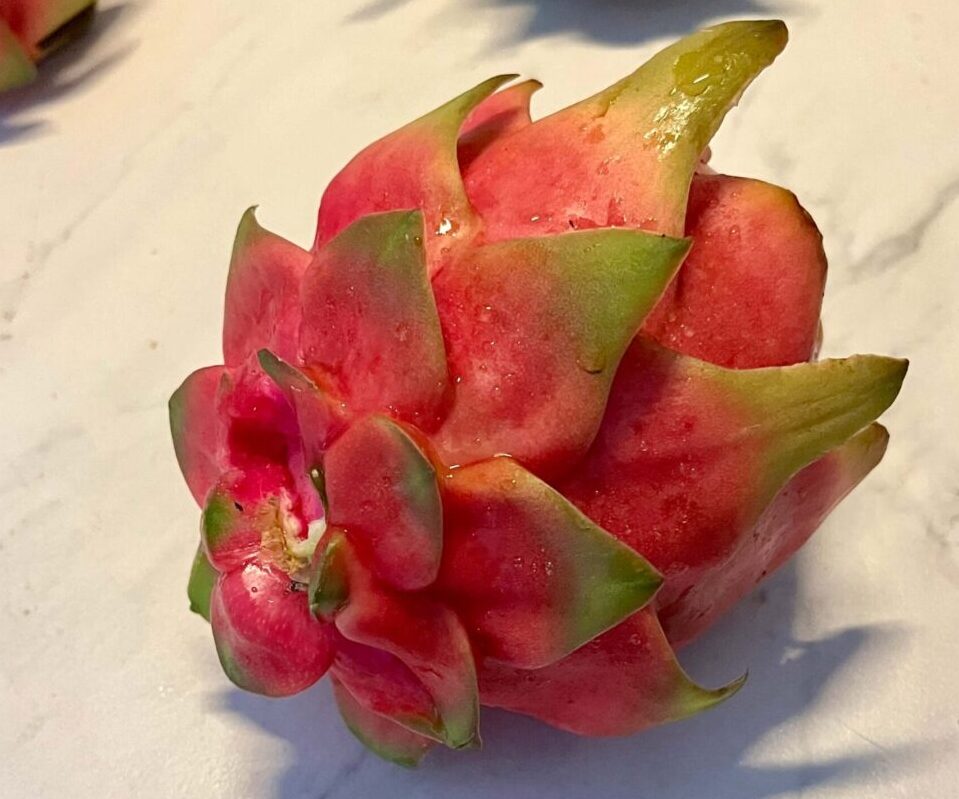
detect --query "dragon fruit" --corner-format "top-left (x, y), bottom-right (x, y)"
top-left (0, 0), bottom-right (95, 91)
top-left (171, 21), bottom-right (907, 766)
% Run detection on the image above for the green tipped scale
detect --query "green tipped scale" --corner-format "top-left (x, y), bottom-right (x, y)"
top-left (324, 414), bottom-right (444, 591)
top-left (439, 457), bottom-right (665, 668)
top-left (316, 75), bottom-right (518, 270)
top-left (224, 209), bottom-right (311, 366)
top-left (171, 21), bottom-right (908, 766)
top-left (187, 547), bottom-right (217, 621)
top-left (432, 227), bottom-right (691, 475)
top-left (331, 675), bottom-right (435, 768)
top-left (312, 532), bottom-right (480, 749)
top-left (309, 530), bottom-right (351, 620)
top-left (300, 211), bottom-right (450, 429)
top-left (463, 20), bottom-right (788, 240)
top-left (257, 349), bottom-right (348, 462)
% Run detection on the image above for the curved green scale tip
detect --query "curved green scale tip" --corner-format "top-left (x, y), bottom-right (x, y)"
top-left (586, 19), bottom-right (785, 231)
top-left (427, 74), bottom-right (520, 134)
top-left (331, 676), bottom-right (434, 767)
top-left (257, 348), bottom-right (315, 391)
top-left (440, 458), bottom-right (664, 669)
top-left (434, 229), bottom-right (690, 472)
top-left (229, 206), bottom-right (267, 270)
top-left (386, 423), bottom-right (441, 520)
top-left (257, 348), bottom-right (348, 458)
top-left (724, 354), bottom-right (908, 489)
top-left (308, 531), bottom-right (350, 619)
top-left (674, 670), bottom-right (748, 720)
top-left (303, 209), bottom-right (450, 424)
top-left (187, 546), bottom-right (218, 621)
top-left (838, 422), bottom-right (889, 471)
top-left (317, 75), bottom-right (518, 254)
top-left (332, 549), bottom-right (481, 750)
top-left (0, 21), bottom-right (37, 92)
top-left (620, 19), bottom-right (787, 154)
top-left (558, 495), bottom-right (665, 659)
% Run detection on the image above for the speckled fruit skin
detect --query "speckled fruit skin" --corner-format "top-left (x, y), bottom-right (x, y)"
top-left (170, 21), bottom-right (907, 766)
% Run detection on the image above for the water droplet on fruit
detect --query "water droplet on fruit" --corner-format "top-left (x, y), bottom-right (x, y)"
top-left (251, 586), bottom-right (258, 593)
top-left (674, 50), bottom-right (719, 96)
top-left (513, 556), bottom-right (524, 568)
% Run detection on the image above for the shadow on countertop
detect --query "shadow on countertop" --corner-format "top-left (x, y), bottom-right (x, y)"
top-left (346, 0), bottom-right (792, 47)
top-left (0, 4), bottom-right (136, 146)
top-left (215, 560), bottom-right (924, 799)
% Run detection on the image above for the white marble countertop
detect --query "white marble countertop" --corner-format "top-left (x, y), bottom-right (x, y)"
top-left (1, 1), bottom-right (957, 797)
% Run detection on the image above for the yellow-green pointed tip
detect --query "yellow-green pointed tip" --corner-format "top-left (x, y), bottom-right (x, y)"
top-left (419, 74), bottom-right (520, 133)
top-left (676, 670), bottom-right (748, 720)
top-left (625, 18), bottom-right (788, 169)
top-left (710, 18), bottom-right (787, 40)
top-left (724, 352), bottom-right (907, 490)
top-left (431, 691), bottom-right (480, 750)
top-left (445, 724), bottom-right (481, 750)
top-left (231, 206), bottom-right (265, 255)
top-left (840, 423), bottom-right (890, 472)
top-left (700, 19), bottom-right (788, 60)
top-left (472, 74), bottom-right (522, 99)
top-left (517, 77), bottom-right (544, 94)
top-left (840, 354), bottom-right (909, 418)
top-left (880, 356), bottom-right (909, 389)
top-left (668, 19), bottom-right (787, 101)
